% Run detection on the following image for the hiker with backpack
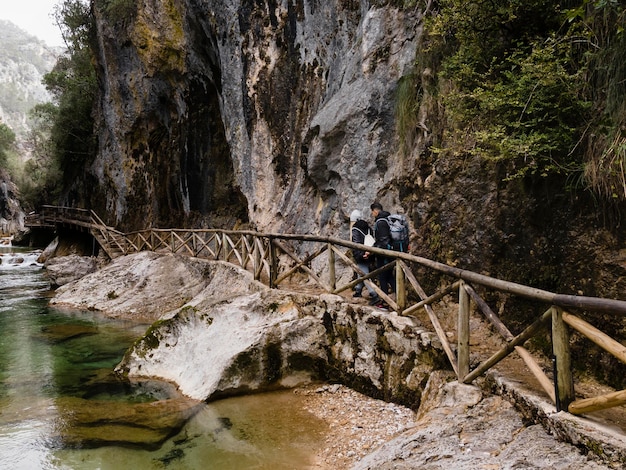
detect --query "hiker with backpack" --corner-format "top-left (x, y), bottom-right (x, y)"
top-left (370, 202), bottom-right (411, 302)
top-left (370, 202), bottom-right (396, 299)
top-left (349, 210), bottom-right (380, 305)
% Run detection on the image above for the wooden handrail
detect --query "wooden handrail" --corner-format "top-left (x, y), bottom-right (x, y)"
top-left (27, 205), bottom-right (626, 417)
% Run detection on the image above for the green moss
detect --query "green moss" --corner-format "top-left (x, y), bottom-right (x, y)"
top-left (132, 0), bottom-right (186, 73)
top-left (131, 318), bottom-right (170, 358)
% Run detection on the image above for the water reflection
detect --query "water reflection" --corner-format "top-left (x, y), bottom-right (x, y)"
top-left (0, 248), bottom-right (328, 469)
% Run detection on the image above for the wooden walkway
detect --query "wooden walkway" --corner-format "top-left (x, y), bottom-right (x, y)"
top-left (25, 205), bottom-right (626, 417)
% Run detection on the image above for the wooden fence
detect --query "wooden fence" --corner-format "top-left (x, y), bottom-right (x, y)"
top-left (26, 206), bottom-right (626, 416)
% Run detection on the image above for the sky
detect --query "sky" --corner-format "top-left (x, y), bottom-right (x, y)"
top-left (0, 0), bottom-right (65, 47)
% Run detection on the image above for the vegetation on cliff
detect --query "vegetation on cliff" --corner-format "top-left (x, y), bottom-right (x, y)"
top-left (404, 0), bottom-right (626, 201)
top-left (398, 0), bottom-right (626, 387)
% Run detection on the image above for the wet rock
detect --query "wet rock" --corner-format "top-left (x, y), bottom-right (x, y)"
top-left (37, 324), bottom-right (99, 343)
top-left (50, 252), bottom-right (215, 321)
top-left (52, 395), bottom-right (202, 449)
top-left (37, 237), bottom-right (59, 264)
top-left (54, 252), bottom-right (441, 405)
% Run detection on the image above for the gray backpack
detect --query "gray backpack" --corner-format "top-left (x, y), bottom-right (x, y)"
top-left (386, 214), bottom-right (410, 252)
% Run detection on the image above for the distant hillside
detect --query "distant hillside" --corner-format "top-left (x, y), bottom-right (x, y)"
top-left (0, 20), bottom-right (61, 139)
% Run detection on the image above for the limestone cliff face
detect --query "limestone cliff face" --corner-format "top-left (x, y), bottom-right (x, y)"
top-left (86, 0), bottom-right (626, 350)
top-left (88, 0), bottom-right (421, 232)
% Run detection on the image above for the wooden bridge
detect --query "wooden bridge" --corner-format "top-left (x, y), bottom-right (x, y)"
top-left (26, 205), bottom-right (626, 418)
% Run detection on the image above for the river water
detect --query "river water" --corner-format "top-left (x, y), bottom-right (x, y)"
top-left (0, 246), bottom-right (327, 469)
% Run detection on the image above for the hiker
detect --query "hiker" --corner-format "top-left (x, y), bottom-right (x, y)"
top-left (370, 202), bottom-right (396, 297)
top-left (350, 210), bottom-right (380, 304)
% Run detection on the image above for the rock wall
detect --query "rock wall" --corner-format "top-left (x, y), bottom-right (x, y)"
top-left (87, 0), bottom-right (421, 233)
top-left (0, 170), bottom-right (24, 236)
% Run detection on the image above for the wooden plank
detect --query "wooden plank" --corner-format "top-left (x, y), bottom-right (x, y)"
top-left (269, 238), bottom-right (278, 288)
top-left (223, 233), bottom-right (243, 265)
top-left (400, 263), bottom-right (458, 376)
top-left (171, 231), bottom-right (195, 256)
top-left (464, 284), bottom-right (512, 340)
top-left (330, 247), bottom-right (384, 295)
top-left (328, 243), bottom-right (336, 291)
top-left (458, 281), bottom-right (470, 380)
top-left (151, 231), bottom-right (169, 251)
top-left (254, 237), bottom-right (270, 280)
top-left (463, 308), bottom-right (552, 384)
top-left (273, 239), bottom-right (331, 292)
top-left (253, 237), bottom-right (262, 280)
top-left (402, 281), bottom-right (460, 317)
top-left (240, 234), bottom-right (248, 268)
top-left (563, 311), bottom-right (626, 364)
top-left (552, 307), bottom-right (575, 411)
top-left (220, 233), bottom-right (226, 260)
top-left (199, 232), bottom-right (217, 258)
top-left (396, 260), bottom-right (407, 312)
top-left (569, 389), bottom-right (626, 415)
top-left (514, 345), bottom-right (556, 404)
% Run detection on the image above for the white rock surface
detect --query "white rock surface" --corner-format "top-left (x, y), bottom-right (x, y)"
top-left (353, 372), bottom-right (613, 470)
top-left (51, 251), bottom-right (213, 320)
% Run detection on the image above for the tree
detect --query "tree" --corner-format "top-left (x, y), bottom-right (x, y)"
top-left (0, 122), bottom-right (16, 168)
top-left (43, 0), bottom-right (97, 187)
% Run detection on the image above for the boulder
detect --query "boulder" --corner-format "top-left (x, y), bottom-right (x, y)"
top-left (54, 252), bottom-right (444, 406)
top-left (45, 254), bottom-right (98, 287)
top-left (353, 371), bottom-right (611, 470)
top-left (50, 251), bottom-right (217, 321)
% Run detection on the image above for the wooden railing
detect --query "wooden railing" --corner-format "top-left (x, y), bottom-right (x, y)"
top-left (26, 206), bottom-right (626, 417)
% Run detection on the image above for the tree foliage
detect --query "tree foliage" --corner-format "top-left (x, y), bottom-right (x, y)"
top-left (413, 0), bottom-right (626, 198)
top-left (42, 0), bottom-right (97, 190)
top-left (0, 122), bottom-right (16, 168)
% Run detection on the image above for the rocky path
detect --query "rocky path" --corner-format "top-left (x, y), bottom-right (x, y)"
top-left (298, 376), bottom-right (618, 470)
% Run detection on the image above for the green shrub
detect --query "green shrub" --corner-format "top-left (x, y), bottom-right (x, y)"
top-left (409, 0), bottom-right (626, 199)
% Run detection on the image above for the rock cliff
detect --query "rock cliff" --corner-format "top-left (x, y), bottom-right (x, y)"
top-left (87, 0), bottom-right (420, 232)
top-left (84, 0), bottom-right (626, 300)
top-left (0, 170), bottom-right (25, 236)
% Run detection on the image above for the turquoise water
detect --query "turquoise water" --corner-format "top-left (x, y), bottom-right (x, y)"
top-left (0, 247), bottom-right (326, 469)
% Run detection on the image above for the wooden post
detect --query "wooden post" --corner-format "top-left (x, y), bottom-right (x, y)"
top-left (458, 280), bottom-right (470, 381)
top-left (241, 235), bottom-right (248, 269)
top-left (222, 233), bottom-right (229, 261)
top-left (328, 243), bottom-right (336, 291)
top-left (552, 306), bottom-right (574, 412)
top-left (396, 260), bottom-right (407, 313)
top-left (255, 237), bottom-right (263, 280)
top-left (269, 237), bottom-right (278, 288)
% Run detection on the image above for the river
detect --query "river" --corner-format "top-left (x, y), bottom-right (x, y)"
top-left (0, 246), bottom-right (327, 469)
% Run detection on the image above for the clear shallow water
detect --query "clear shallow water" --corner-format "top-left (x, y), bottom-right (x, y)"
top-left (0, 246), bottom-right (327, 469)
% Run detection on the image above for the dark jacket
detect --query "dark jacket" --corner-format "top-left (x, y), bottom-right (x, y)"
top-left (351, 219), bottom-right (373, 262)
top-left (373, 211), bottom-right (392, 250)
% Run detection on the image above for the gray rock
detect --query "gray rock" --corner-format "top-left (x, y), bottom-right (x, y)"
top-left (45, 254), bottom-right (98, 287)
top-left (87, 2), bottom-right (423, 233)
top-left (353, 373), bottom-right (612, 470)
top-left (50, 251), bottom-right (214, 320)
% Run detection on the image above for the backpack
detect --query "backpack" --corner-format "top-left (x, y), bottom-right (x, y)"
top-left (352, 227), bottom-right (375, 247)
top-left (386, 214), bottom-right (410, 252)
